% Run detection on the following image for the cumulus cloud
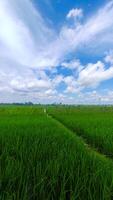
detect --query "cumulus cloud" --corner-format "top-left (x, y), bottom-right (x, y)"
top-left (78, 61), bottom-right (113, 88)
top-left (66, 8), bottom-right (83, 20)
top-left (63, 60), bottom-right (113, 94)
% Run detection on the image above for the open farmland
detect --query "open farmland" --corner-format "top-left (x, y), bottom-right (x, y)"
top-left (1, 106), bottom-right (113, 200)
top-left (48, 106), bottom-right (113, 158)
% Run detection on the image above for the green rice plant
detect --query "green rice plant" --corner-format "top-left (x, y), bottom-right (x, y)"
top-left (48, 106), bottom-right (113, 157)
top-left (0, 106), bottom-right (113, 199)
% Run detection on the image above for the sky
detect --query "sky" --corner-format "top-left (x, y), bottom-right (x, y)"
top-left (0, 0), bottom-right (113, 104)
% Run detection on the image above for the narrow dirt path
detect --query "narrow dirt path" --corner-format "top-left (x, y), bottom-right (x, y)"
top-left (46, 111), bottom-right (113, 162)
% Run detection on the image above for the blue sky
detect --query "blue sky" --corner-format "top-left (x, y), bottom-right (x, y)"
top-left (0, 0), bottom-right (113, 104)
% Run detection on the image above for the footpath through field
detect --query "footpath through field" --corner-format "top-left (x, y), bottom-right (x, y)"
top-left (46, 111), bottom-right (113, 162)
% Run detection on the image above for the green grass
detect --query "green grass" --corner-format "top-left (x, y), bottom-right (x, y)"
top-left (1, 106), bottom-right (113, 199)
top-left (48, 106), bottom-right (113, 157)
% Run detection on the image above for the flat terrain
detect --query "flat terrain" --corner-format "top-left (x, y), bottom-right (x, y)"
top-left (1, 106), bottom-right (113, 200)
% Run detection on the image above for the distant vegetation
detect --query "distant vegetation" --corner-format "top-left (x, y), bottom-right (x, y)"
top-left (1, 106), bottom-right (113, 199)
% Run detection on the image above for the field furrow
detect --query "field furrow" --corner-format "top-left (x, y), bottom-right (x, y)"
top-left (48, 106), bottom-right (113, 158)
top-left (47, 111), bottom-right (113, 161)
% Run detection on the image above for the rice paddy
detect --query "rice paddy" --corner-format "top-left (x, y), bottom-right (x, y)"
top-left (1, 106), bottom-right (113, 200)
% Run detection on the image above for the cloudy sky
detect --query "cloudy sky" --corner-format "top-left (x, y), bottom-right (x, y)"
top-left (0, 0), bottom-right (113, 104)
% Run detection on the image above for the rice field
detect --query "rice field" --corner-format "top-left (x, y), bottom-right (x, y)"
top-left (48, 106), bottom-right (113, 157)
top-left (1, 106), bottom-right (113, 200)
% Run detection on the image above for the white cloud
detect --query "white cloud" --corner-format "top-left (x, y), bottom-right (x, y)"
top-left (78, 61), bottom-right (113, 88)
top-left (52, 75), bottom-right (64, 87)
top-left (62, 60), bottom-right (113, 94)
top-left (58, 1), bottom-right (113, 56)
top-left (79, 90), bottom-right (113, 105)
top-left (63, 76), bottom-right (81, 93)
top-left (10, 78), bottom-right (51, 92)
top-left (0, 0), bottom-right (113, 103)
top-left (67, 8), bottom-right (83, 20)
top-left (0, 0), bottom-right (55, 67)
top-left (1, 0), bottom-right (113, 69)
top-left (61, 59), bottom-right (83, 72)
top-left (105, 51), bottom-right (113, 64)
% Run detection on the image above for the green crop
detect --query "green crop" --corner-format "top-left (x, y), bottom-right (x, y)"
top-left (48, 106), bottom-right (113, 157)
top-left (0, 106), bottom-right (113, 200)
